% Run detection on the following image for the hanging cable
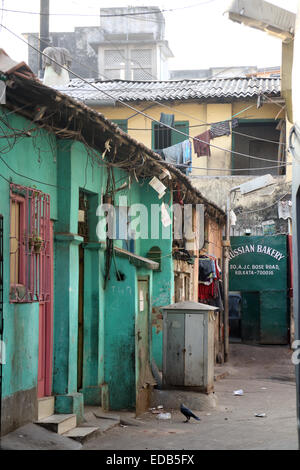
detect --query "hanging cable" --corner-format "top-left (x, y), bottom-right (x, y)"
top-left (236, 192), bottom-right (291, 215)
top-left (27, 31), bottom-right (285, 148)
top-left (0, 1), bottom-right (219, 18)
top-left (1, 24), bottom-right (290, 170)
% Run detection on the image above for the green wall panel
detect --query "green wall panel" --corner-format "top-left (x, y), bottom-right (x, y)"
top-left (230, 236), bottom-right (288, 345)
top-left (230, 235), bottom-right (287, 291)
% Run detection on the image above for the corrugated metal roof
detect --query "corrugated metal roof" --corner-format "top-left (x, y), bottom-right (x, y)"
top-left (58, 77), bottom-right (281, 103)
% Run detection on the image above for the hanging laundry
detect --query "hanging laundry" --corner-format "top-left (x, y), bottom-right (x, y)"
top-left (161, 141), bottom-right (183, 166)
top-left (206, 281), bottom-right (224, 311)
top-left (198, 256), bottom-right (223, 306)
top-left (198, 258), bottom-right (215, 282)
top-left (159, 113), bottom-right (175, 127)
top-left (193, 130), bottom-right (211, 157)
top-left (210, 120), bottom-right (231, 139)
top-left (182, 140), bottom-right (192, 175)
top-left (198, 282), bottom-right (215, 302)
top-left (160, 140), bottom-right (191, 176)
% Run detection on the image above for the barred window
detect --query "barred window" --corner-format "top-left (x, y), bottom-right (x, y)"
top-left (130, 49), bottom-right (153, 80)
top-left (10, 184), bottom-right (51, 303)
top-left (153, 121), bottom-right (189, 151)
top-left (104, 49), bottom-right (126, 80)
top-left (104, 69), bottom-right (125, 80)
top-left (130, 49), bottom-right (152, 68)
top-left (104, 50), bottom-right (125, 68)
top-left (132, 68), bottom-right (153, 81)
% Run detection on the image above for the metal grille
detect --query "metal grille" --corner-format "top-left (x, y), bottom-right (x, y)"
top-left (130, 49), bottom-right (152, 67)
top-left (10, 183), bottom-right (51, 303)
top-left (132, 68), bottom-right (153, 81)
top-left (104, 69), bottom-right (124, 80)
top-left (154, 123), bottom-right (171, 150)
top-left (104, 50), bottom-right (125, 68)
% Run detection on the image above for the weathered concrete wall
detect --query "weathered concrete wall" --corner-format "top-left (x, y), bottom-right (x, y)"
top-left (1, 387), bottom-right (38, 436)
top-left (203, 217), bottom-right (224, 263)
top-left (100, 7), bottom-right (166, 40)
top-left (173, 259), bottom-right (194, 302)
top-left (192, 176), bottom-right (291, 236)
top-left (26, 28), bottom-right (100, 78)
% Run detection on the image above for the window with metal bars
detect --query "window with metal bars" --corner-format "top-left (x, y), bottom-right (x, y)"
top-left (130, 49), bottom-right (153, 80)
top-left (78, 191), bottom-right (89, 242)
top-left (9, 183), bottom-right (51, 303)
top-left (104, 49), bottom-right (126, 80)
top-left (152, 121), bottom-right (189, 151)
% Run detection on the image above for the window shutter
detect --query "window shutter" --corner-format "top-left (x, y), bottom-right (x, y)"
top-left (171, 121), bottom-right (189, 146)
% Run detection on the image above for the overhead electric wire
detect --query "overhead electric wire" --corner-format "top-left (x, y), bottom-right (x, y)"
top-left (0, 154), bottom-right (62, 188)
top-left (236, 192), bottom-right (291, 214)
top-left (126, 125), bottom-right (286, 146)
top-left (176, 162), bottom-right (288, 172)
top-left (0, 24), bottom-right (291, 172)
top-left (0, 1), bottom-right (219, 18)
top-left (29, 31), bottom-right (286, 148)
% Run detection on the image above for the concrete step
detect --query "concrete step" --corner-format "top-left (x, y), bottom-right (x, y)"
top-left (0, 423), bottom-right (82, 451)
top-left (36, 414), bottom-right (77, 435)
top-left (37, 396), bottom-right (55, 421)
top-left (63, 426), bottom-right (100, 443)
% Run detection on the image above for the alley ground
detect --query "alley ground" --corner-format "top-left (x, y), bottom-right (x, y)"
top-left (83, 344), bottom-right (298, 451)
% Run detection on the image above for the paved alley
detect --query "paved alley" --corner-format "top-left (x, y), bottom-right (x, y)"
top-left (83, 344), bottom-right (298, 451)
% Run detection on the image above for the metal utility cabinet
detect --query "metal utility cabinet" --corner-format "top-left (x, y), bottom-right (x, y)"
top-left (162, 301), bottom-right (218, 393)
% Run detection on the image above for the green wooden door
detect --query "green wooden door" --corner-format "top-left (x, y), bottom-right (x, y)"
top-left (241, 292), bottom-right (260, 344)
top-left (260, 290), bottom-right (288, 344)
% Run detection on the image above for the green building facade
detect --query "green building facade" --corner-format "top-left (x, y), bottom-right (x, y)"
top-left (0, 107), bottom-right (173, 435)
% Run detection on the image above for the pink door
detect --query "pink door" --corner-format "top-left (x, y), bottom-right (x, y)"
top-left (37, 222), bottom-right (54, 398)
top-left (38, 302), bottom-right (46, 397)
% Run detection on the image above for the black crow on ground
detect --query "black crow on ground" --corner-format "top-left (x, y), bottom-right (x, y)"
top-left (180, 403), bottom-right (201, 423)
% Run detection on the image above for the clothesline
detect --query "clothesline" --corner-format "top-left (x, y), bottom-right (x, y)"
top-left (157, 112), bottom-right (284, 165)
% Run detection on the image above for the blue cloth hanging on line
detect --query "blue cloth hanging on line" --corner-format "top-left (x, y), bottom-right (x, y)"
top-left (182, 140), bottom-right (192, 175)
top-left (160, 113), bottom-right (175, 127)
top-left (160, 139), bottom-right (191, 175)
top-left (161, 141), bottom-right (183, 166)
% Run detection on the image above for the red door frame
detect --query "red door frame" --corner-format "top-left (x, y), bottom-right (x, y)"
top-left (38, 221), bottom-right (54, 398)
